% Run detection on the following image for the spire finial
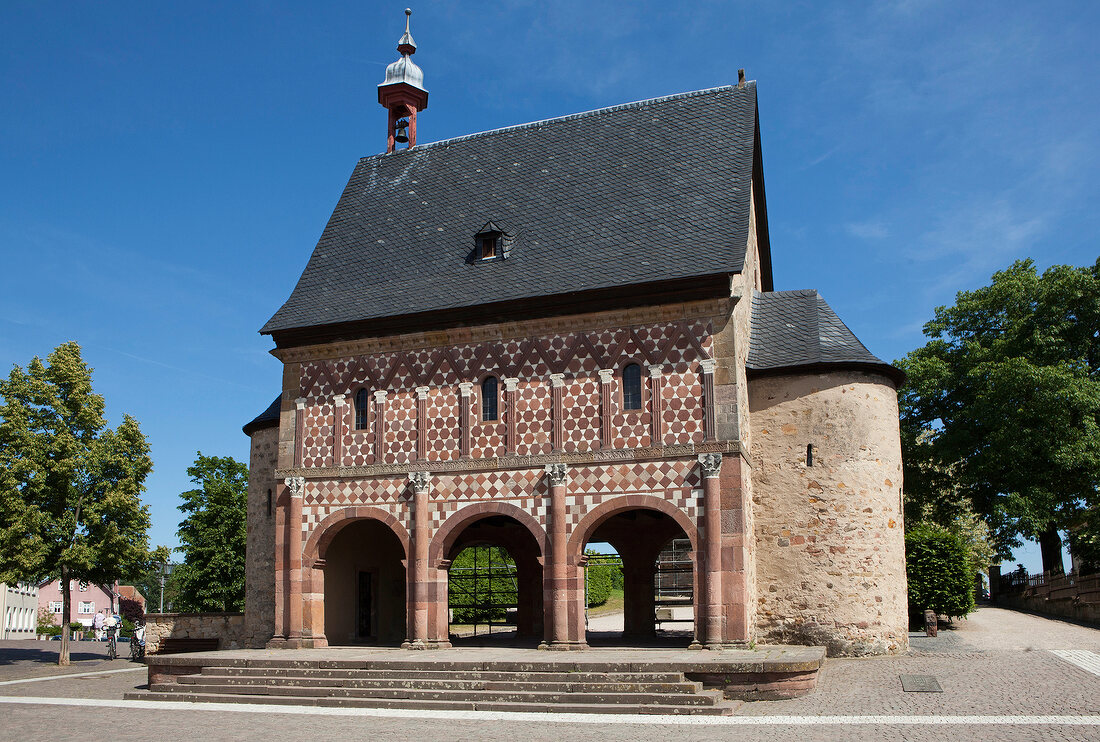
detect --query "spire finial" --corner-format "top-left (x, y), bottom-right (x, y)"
top-left (397, 8), bottom-right (416, 54)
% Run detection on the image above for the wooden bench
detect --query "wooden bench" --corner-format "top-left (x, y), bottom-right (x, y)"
top-left (155, 638), bottom-right (220, 654)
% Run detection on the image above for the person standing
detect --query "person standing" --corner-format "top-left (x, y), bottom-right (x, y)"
top-left (92, 610), bottom-right (105, 641)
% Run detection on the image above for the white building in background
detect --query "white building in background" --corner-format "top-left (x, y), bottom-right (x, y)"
top-left (1, 582), bottom-right (39, 639)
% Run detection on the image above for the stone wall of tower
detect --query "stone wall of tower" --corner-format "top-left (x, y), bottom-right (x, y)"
top-left (244, 424), bottom-right (279, 647)
top-left (748, 370), bottom-right (908, 656)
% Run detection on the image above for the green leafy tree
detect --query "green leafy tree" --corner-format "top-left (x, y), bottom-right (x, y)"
top-left (448, 546), bottom-right (517, 624)
top-left (0, 342), bottom-right (153, 664)
top-left (173, 454), bottom-right (248, 612)
top-left (905, 523), bottom-right (975, 621)
top-left (897, 259), bottom-right (1100, 573)
top-left (127, 544), bottom-right (178, 613)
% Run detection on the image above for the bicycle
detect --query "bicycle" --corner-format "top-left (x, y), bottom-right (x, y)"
top-left (130, 623), bottom-right (145, 662)
top-left (106, 625), bottom-right (117, 660)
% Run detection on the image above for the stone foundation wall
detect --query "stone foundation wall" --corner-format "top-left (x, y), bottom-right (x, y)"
top-left (245, 425), bottom-right (279, 648)
top-left (748, 370), bottom-right (908, 656)
top-left (144, 612), bottom-right (250, 654)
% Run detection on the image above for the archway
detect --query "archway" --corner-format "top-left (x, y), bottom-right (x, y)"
top-left (571, 498), bottom-right (697, 646)
top-left (435, 510), bottom-right (546, 645)
top-left (317, 517), bottom-right (407, 645)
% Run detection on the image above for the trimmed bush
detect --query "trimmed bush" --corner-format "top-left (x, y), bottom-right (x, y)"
top-left (905, 523), bottom-right (975, 622)
top-left (585, 562), bottom-right (613, 607)
top-left (448, 546), bottom-right (517, 624)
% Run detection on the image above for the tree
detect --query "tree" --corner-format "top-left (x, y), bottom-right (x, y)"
top-left (0, 342), bottom-right (153, 664)
top-left (127, 544), bottom-right (178, 613)
top-left (905, 523), bottom-right (975, 621)
top-left (173, 453), bottom-right (248, 612)
top-left (897, 259), bottom-right (1100, 573)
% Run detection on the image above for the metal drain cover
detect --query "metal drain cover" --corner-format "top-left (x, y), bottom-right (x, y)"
top-left (900, 674), bottom-right (943, 692)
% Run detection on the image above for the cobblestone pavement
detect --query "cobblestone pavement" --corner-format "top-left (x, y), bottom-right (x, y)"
top-left (0, 607), bottom-right (1097, 741)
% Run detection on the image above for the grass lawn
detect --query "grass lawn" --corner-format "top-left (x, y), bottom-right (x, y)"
top-left (586, 587), bottom-right (624, 617)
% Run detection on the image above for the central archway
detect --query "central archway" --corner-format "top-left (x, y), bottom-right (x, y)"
top-left (430, 504), bottom-right (547, 646)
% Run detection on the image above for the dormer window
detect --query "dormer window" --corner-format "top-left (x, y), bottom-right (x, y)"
top-left (478, 233), bottom-right (499, 260)
top-left (471, 220), bottom-right (512, 263)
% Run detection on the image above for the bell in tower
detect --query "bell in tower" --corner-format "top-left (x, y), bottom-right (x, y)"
top-left (378, 9), bottom-right (429, 153)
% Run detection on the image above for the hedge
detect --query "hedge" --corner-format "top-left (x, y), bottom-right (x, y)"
top-left (905, 523), bottom-right (975, 621)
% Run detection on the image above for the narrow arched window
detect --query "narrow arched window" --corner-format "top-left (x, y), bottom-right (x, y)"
top-left (354, 388), bottom-right (370, 430)
top-left (622, 363), bottom-right (642, 410)
top-left (482, 376), bottom-right (498, 421)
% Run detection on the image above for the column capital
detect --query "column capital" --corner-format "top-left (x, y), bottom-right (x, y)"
top-left (373, 390), bottom-right (388, 403)
top-left (415, 386), bottom-right (430, 400)
top-left (544, 463), bottom-right (569, 488)
top-left (458, 381), bottom-right (474, 396)
top-left (698, 358), bottom-right (717, 375)
top-left (332, 394), bottom-right (346, 406)
top-left (295, 397), bottom-right (307, 410)
top-left (409, 471), bottom-right (431, 494)
top-left (647, 364), bottom-right (663, 378)
top-left (549, 373), bottom-right (566, 388)
top-left (284, 476), bottom-right (305, 498)
top-left (502, 377), bottom-right (519, 392)
top-left (697, 452), bottom-right (723, 478)
top-left (597, 369), bottom-right (615, 384)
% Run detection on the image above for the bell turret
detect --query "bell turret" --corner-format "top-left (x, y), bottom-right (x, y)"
top-left (378, 9), bottom-right (429, 153)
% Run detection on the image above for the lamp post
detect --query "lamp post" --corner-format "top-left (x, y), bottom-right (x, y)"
top-left (159, 561), bottom-right (174, 613)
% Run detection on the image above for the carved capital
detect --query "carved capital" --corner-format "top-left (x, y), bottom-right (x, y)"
top-left (698, 359), bottom-right (717, 375)
top-left (597, 369), bottom-right (615, 384)
top-left (549, 373), bottom-right (566, 388)
top-left (647, 364), bottom-right (663, 379)
top-left (332, 394), bottom-right (346, 406)
top-left (502, 377), bottom-right (519, 392)
top-left (697, 453), bottom-right (723, 478)
top-left (544, 463), bottom-right (569, 488)
top-left (284, 476), bottom-right (305, 497)
top-left (415, 386), bottom-right (429, 401)
top-left (295, 397), bottom-right (307, 410)
top-left (409, 471), bottom-right (431, 494)
top-left (458, 381), bottom-right (474, 397)
top-left (373, 390), bottom-right (388, 403)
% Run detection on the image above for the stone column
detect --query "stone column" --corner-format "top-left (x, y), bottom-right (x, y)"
top-left (549, 373), bottom-right (565, 452)
top-left (699, 359), bottom-right (717, 442)
top-left (284, 476), bottom-right (305, 646)
top-left (597, 369), bottom-right (614, 449)
top-left (698, 453), bottom-right (723, 649)
top-left (503, 377), bottom-right (518, 455)
top-left (373, 390), bottom-right (387, 463)
top-left (332, 394), bottom-right (345, 467)
top-left (293, 398), bottom-right (306, 468)
top-left (543, 463), bottom-right (573, 648)
top-left (458, 382), bottom-right (473, 458)
top-left (415, 386), bottom-right (429, 461)
top-left (647, 364), bottom-right (664, 446)
top-left (407, 471), bottom-right (431, 649)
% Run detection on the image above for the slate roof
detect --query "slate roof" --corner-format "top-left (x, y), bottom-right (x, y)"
top-left (242, 395), bottom-right (281, 436)
top-left (747, 290), bottom-right (903, 382)
top-left (262, 84), bottom-right (766, 336)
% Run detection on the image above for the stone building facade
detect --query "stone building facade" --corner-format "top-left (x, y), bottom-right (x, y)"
top-left (241, 22), bottom-right (907, 655)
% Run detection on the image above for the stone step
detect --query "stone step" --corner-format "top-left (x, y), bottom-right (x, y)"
top-left (126, 690), bottom-right (736, 716)
top-left (197, 666), bottom-right (688, 683)
top-left (150, 681), bottom-right (724, 707)
top-left (182, 673), bottom-right (703, 694)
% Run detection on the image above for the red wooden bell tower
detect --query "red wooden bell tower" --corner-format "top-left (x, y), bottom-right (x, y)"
top-left (378, 9), bottom-right (429, 153)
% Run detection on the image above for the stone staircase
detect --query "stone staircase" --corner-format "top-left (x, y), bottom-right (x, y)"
top-left (127, 662), bottom-right (737, 715)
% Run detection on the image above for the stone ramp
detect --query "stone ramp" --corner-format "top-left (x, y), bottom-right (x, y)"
top-left (125, 646), bottom-right (824, 715)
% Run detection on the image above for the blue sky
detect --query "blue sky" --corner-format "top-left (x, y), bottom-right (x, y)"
top-left (1, 1), bottom-right (1096, 572)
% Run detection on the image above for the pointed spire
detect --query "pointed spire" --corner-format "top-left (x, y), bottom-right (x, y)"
top-left (397, 8), bottom-right (416, 54)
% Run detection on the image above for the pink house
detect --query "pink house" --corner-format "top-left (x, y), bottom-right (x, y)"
top-left (37, 579), bottom-right (119, 627)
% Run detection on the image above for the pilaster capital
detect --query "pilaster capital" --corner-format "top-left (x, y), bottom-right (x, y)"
top-left (698, 359), bottom-right (717, 375)
top-left (295, 397), bottom-right (307, 410)
top-left (458, 381), bottom-right (474, 397)
top-left (415, 386), bottom-right (430, 401)
top-left (549, 373), bottom-right (566, 388)
top-left (283, 476), bottom-right (305, 498)
top-left (647, 364), bottom-right (663, 379)
top-left (544, 463), bottom-right (569, 488)
top-left (597, 369), bottom-right (615, 384)
top-left (502, 377), bottom-right (519, 392)
top-left (332, 394), bottom-right (346, 406)
top-left (373, 390), bottom-right (388, 403)
top-left (697, 452), bottom-right (723, 478)
top-left (409, 471), bottom-right (431, 495)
